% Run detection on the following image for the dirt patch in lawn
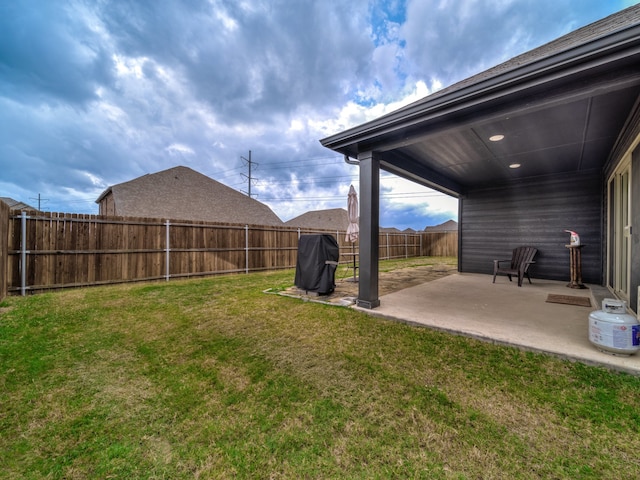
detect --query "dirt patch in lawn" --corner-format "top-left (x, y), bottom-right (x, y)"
top-left (277, 263), bottom-right (458, 306)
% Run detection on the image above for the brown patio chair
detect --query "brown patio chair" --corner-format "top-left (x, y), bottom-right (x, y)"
top-left (492, 246), bottom-right (538, 287)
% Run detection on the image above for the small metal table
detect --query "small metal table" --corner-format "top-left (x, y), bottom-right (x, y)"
top-left (341, 252), bottom-right (359, 282)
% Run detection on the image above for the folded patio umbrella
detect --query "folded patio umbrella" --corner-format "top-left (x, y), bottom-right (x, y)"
top-left (346, 185), bottom-right (359, 243)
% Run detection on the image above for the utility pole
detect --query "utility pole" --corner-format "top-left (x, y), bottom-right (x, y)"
top-left (241, 150), bottom-right (258, 197)
top-left (30, 193), bottom-right (48, 211)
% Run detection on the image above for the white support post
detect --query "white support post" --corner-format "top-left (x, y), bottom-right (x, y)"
top-left (165, 220), bottom-right (170, 281)
top-left (245, 225), bottom-right (250, 274)
top-left (20, 211), bottom-right (27, 296)
top-left (386, 233), bottom-right (390, 260)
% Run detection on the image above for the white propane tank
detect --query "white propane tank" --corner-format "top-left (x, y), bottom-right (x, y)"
top-left (589, 299), bottom-right (640, 355)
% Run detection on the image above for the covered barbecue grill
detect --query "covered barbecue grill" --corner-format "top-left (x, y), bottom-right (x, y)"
top-left (294, 234), bottom-right (339, 295)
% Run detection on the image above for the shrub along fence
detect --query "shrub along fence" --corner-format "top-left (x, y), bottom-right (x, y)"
top-left (2, 210), bottom-right (458, 296)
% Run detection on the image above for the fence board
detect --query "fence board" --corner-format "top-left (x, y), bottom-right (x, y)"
top-left (4, 212), bottom-right (457, 294)
top-left (7, 214), bottom-right (19, 289)
top-left (421, 231), bottom-right (458, 257)
top-left (0, 200), bottom-right (9, 301)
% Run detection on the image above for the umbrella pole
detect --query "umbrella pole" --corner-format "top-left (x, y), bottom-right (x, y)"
top-left (352, 242), bottom-right (357, 282)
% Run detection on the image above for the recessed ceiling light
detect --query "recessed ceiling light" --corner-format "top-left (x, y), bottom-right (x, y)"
top-left (509, 163), bottom-right (521, 169)
top-left (489, 134), bottom-right (505, 142)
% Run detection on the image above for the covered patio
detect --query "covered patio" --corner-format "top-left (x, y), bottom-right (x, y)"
top-left (321, 6), bottom-right (640, 316)
top-left (356, 273), bottom-right (640, 375)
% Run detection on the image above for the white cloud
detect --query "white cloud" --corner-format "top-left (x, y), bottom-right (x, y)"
top-left (113, 54), bottom-right (146, 79)
top-left (166, 144), bottom-right (195, 156)
top-left (381, 176), bottom-right (458, 216)
top-left (0, 0), bottom-right (627, 230)
top-left (311, 80), bottom-right (431, 136)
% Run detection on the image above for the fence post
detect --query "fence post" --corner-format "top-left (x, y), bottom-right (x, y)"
top-left (245, 225), bottom-right (249, 274)
top-left (405, 234), bottom-right (408, 258)
top-left (386, 233), bottom-right (389, 260)
top-left (165, 220), bottom-right (170, 281)
top-left (20, 211), bottom-right (27, 296)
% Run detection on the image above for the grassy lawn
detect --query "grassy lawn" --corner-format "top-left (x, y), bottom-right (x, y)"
top-left (1, 257), bottom-right (639, 479)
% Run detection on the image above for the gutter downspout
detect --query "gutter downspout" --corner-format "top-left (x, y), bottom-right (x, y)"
top-left (344, 155), bottom-right (359, 165)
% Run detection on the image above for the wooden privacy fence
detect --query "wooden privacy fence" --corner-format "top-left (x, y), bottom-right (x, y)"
top-left (3, 211), bottom-right (458, 296)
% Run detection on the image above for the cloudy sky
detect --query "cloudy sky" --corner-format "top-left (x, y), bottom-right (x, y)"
top-left (1, 0), bottom-right (638, 230)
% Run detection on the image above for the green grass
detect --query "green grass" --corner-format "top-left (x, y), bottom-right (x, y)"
top-left (1, 257), bottom-right (639, 479)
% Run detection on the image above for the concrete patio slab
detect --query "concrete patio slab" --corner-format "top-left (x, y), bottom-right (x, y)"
top-left (355, 273), bottom-right (640, 376)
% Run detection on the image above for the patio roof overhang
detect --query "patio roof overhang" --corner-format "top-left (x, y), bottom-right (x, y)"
top-left (320, 21), bottom-right (640, 197)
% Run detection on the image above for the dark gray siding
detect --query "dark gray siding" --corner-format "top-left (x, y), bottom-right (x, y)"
top-left (459, 171), bottom-right (603, 284)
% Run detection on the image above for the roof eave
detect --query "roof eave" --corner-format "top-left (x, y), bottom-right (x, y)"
top-left (320, 23), bottom-right (640, 155)
top-left (95, 186), bottom-right (113, 204)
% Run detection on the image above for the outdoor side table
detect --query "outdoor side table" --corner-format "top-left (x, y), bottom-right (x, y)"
top-left (341, 252), bottom-right (359, 282)
top-left (565, 244), bottom-right (586, 289)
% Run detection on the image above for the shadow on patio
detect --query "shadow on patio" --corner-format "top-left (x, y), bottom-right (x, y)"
top-left (356, 273), bottom-right (640, 376)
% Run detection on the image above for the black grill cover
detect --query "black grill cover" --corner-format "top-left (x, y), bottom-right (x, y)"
top-left (294, 234), bottom-right (339, 294)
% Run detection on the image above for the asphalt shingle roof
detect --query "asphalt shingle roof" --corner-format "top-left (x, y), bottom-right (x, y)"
top-left (0, 197), bottom-right (37, 211)
top-left (424, 220), bottom-right (458, 232)
top-left (284, 208), bottom-right (350, 231)
top-left (96, 166), bottom-right (283, 226)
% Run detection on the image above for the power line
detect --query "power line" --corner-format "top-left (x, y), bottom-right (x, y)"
top-left (257, 158), bottom-right (344, 172)
top-left (257, 155), bottom-right (343, 169)
top-left (45, 162), bottom-right (450, 210)
top-left (209, 154), bottom-right (344, 179)
top-left (257, 192), bottom-right (451, 202)
top-left (207, 166), bottom-right (245, 180)
top-left (254, 175), bottom-right (357, 187)
top-left (248, 170), bottom-right (428, 188)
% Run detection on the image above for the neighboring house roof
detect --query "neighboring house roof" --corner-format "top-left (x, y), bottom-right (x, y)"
top-left (424, 220), bottom-right (458, 232)
top-left (285, 208), bottom-right (414, 234)
top-left (285, 208), bottom-right (350, 231)
top-left (96, 166), bottom-right (283, 226)
top-left (0, 197), bottom-right (37, 211)
top-left (320, 5), bottom-right (640, 196)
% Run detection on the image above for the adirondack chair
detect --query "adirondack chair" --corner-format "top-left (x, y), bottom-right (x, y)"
top-left (492, 246), bottom-right (538, 287)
